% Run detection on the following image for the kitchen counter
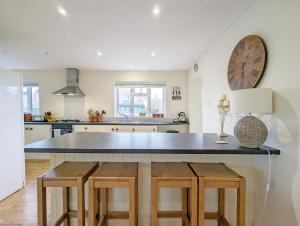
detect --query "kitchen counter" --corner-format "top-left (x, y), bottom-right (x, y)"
top-left (24, 120), bottom-right (189, 126)
top-left (31, 132), bottom-right (279, 226)
top-left (25, 132), bottom-right (280, 155)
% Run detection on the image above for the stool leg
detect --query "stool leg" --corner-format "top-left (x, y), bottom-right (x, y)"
top-left (237, 178), bottom-right (246, 226)
top-left (129, 178), bottom-right (137, 226)
top-left (37, 177), bottom-right (46, 226)
top-left (151, 178), bottom-right (158, 226)
top-left (77, 178), bottom-right (85, 226)
top-left (218, 188), bottom-right (225, 226)
top-left (63, 187), bottom-right (70, 226)
top-left (135, 176), bottom-right (139, 225)
top-left (88, 178), bottom-right (96, 226)
top-left (182, 188), bottom-right (188, 226)
top-left (101, 188), bottom-right (108, 226)
top-left (198, 177), bottom-right (205, 226)
top-left (190, 178), bottom-right (198, 226)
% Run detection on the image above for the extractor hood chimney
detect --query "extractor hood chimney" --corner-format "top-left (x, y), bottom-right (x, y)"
top-left (53, 68), bottom-right (85, 97)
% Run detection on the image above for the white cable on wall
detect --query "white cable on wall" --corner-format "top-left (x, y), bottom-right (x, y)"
top-left (259, 149), bottom-right (271, 226)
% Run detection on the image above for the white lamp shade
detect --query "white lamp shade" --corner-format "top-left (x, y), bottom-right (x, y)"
top-left (230, 88), bottom-right (273, 114)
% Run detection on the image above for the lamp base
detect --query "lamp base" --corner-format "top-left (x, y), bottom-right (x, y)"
top-left (217, 132), bottom-right (228, 137)
top-left (234, 116), bottom-right (268, 149)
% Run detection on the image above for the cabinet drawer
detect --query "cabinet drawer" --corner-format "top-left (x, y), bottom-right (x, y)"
top-left (75, 125), bottom-right (99, 132)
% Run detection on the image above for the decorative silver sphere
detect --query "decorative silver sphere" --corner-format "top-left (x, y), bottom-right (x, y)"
top-left (234, 116), bottom-right (268, 148)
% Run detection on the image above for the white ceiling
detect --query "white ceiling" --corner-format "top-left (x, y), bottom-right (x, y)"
top-left (0, 0), bottom-right (255, 70)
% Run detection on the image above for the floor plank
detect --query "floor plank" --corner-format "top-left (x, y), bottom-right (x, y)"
top-left (0, 160), bottom-right (50, 226)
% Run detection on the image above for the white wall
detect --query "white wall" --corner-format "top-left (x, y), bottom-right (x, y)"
top-left (187, 69), bottom-right (203, 132)
top-left (80, 70), bottom-right (188, 119)
top-left (19, 69), bottom-right (66, 117)
top-left (19, 69), bottom-right (188, 119)
top-left (191, 0), bottom-right (300, 225)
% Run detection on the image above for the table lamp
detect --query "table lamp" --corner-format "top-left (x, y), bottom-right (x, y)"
top-left (230, 88), bottom-right (272, 148)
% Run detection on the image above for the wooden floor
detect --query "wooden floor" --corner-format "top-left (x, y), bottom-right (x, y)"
top-left (0, 160), bottom-right (50, 226)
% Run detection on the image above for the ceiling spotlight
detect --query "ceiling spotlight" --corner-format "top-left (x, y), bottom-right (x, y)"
top-left (58, 6), bottom-right (67, 16)
top-left (97, 51), bottom-right (103, 56)
top-left (152, 6), bottom-right (160, 16)
top-left (151, 51), bottom-right (156, 56)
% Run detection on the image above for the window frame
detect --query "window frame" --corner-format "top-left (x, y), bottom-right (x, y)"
top-left (23, 81), bottom-right (40, 114)
top-left (114, 82), bottom-right (166, 117)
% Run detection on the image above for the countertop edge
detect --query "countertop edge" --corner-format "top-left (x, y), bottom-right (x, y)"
top-left (24, 148), bottom-right (280, 155)
top-left (24, 121), bottom-right (189, 126)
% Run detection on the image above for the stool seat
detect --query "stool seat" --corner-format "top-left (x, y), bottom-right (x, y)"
top-left (189, 162), bottom-right (246, 226)
top-left (42, 161), bottom-right (99, 181)
top-left (92, 162), bottom-right (138, 178)
top-left (88, 162), bottom-right (138, 226)
top-left (189, 162), bottom-right (242, 181)
top-left (151, 162), bottom-right (197, 226)
top-left (152, 162), bottom-right (195, 179)
top-left (37, 161), bottom-right (99, 226)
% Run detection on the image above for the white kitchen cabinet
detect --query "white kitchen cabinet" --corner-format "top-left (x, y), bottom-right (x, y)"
top-left (74, 124), bottom-right (158, 133)
top-left (74, 125), bottom-right (99, 132)
top-left (100, 125), bottom-right (157, 133)
top-left (98, 125), bottom-right (116, 132)
top-left (24, 124), bottom-right (51, 159)
top-left (24, 125), bottom-right (51, 144)
top-left (119, 125), bottom-right (157, 132)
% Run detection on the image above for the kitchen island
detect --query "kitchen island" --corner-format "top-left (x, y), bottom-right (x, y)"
top-left (25, 133), bottom-right (280, 226)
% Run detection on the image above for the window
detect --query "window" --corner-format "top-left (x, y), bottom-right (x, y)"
top-left (23, 82), bottom-right (40, 114)
top-left (115, 82), bottom-right (166, 117)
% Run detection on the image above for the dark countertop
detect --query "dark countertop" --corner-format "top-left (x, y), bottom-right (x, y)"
top-left (24, 121), bottom-right (189, 126)
top-left (24, 132), bottom-right (280, 155)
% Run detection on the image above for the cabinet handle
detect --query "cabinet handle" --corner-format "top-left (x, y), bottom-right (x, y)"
top-left (84, 127), bottom-right (88, 130)
top-left (29, 128), bottom-right (33, 131)
top-left (153, 128), bottom-right (156, 131)
top-left (132, 128), bottom-right (135, 131)
top-left (112, 128), bottom-right (115, 131)
top-left (116, 128), bottom-right (119, 131)
top-left (25, 128), bottom-right (28, 130)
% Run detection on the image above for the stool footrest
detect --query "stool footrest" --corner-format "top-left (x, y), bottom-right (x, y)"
top-left (107, 211), bottom-right (129, 219)
top-left (157, 210), bottom-right (182, 218)
top-left (204, 212), bottom-right (219, 219)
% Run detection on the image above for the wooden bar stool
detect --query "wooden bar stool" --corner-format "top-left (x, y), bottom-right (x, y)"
top-left (88, 162), bottom-right (138, 226)
top-left (37, 161), bottom-right (99, 226)
top-left (151, 162), bottom-right (197, 226)
top-left (189, 162), bottom-right (246, 226)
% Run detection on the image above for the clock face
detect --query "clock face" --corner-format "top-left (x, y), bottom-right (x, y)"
top-left (227, 35), bottom-right (267, 90)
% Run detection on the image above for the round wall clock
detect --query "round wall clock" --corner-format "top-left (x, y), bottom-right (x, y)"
top-left (227, 35), bottom-right (267, 90)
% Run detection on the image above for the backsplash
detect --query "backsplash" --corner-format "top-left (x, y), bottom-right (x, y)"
top-left (64, 96), bottom-right (85, 120)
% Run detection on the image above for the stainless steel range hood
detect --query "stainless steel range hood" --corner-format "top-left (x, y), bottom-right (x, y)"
top-left (53, 68), bottom-right (85, 96)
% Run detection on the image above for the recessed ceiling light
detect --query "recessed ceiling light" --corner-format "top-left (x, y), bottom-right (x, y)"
top-left (152, 6), bottom-right (160, 16)
top-left (58, 6), bottom-right (67, 16)
top-left (97, 51), bottom-right (103, 56)
top-left (151, 51), bottom-right (156, 56)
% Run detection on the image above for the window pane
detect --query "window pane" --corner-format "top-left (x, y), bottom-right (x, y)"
top-left (134, 95), bottom-right (147, 116)
top-left (134, 88), bottom-right (147, 94)
top-left (32, 86), bottom-right (40, 114)
top-left (23, 87), bottom-right (29, 113)
top-left (118, 88), bottom-right (131, 115)
top-left (151, 88), bottom-right (164, 114)
top-left (22, 83), bottom-right (40, 114)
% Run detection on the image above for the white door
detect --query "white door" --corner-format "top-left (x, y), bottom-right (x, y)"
top-left (0, 69), bottom-right (25, 201)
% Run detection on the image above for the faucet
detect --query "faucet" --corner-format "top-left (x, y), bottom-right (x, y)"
top-left (120, 114), bottom-right (129, 121)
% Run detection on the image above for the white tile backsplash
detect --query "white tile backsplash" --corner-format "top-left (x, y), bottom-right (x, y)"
top-left (64, 96), bottom-right (85, 120)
